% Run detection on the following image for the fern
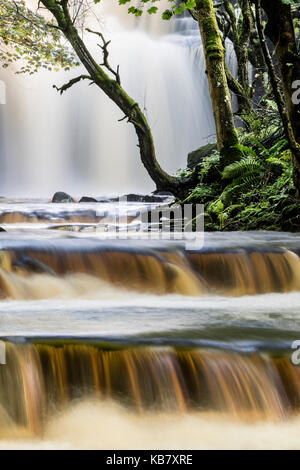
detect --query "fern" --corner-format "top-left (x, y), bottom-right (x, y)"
top-left (221, 151), bottom-right (264, 204)
top-left (221, 173), bottom-right (262, 204)
top-left (222, 157), bottom-right (262, 180)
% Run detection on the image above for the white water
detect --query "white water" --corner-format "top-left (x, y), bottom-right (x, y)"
top-left (1, 293), bottom-right (300, 346)
top-left (0, 0), bottom-right (215, 198)
top-left (4, 400), bottom-right (300, 450)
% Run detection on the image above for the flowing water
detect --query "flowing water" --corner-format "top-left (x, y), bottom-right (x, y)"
top-left (0, 0), bottom-right (216, 197)
top-left (0, 198), bottom-right (299, 449)
top-left (0, 1), bottom-right (300, 450)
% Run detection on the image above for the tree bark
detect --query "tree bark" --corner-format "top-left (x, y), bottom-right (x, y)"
top-left (40, 0), bottom-right (184, 195)
top-left (260, 0), bottom-right (300, 198)
top-left (196, 0), bottom-right (241, 167)
top-left (238, 0), bottom-right (251, 99)
top-left (222, 0), bottom-right (252, 112)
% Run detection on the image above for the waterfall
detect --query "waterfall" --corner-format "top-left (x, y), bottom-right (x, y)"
top-left (1, 341), bottom-right (299, 436)
top-left (0, 238), bottom-right (298, 299)
top-left (1, 2), bottom-right (300, 451)
top-left (0, 0), bottom-right (215, 198)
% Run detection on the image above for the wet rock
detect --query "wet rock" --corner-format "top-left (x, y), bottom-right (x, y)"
top-left (187, 143), bottom-right (217, 169)
top-left (79, 196), bottom-right (98, 203)
top-left (0, 227), bottom-right (6, 232)
top-left (153, 191), bottom-right (174, 197)
top-left (52, 192), bottom-right (75, 203)
top-left (96, 197), bottom-right (112, 203)
top-left (114, 193), bottom-right (173, 203)
top-left (79, 196), bottom-right (111, 203)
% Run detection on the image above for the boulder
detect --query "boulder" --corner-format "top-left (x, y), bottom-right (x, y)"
top-left (187, 143), bottom-right (217, 169)
top-left (79, 196), bottom-right (112, 203)
top-left (52, 192), bottom-right (75, 203)
top-left (115, 193), bottom-right (174, 203)
top-left (153, 191), bottom-right (174, 197)
top-left (79, 196), bottom-right (98, 203)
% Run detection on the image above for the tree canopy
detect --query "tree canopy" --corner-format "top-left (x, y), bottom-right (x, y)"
top-left (118, 0), bottom-right (299, 19)
top-left (0, 0), bottom-right (79, 74)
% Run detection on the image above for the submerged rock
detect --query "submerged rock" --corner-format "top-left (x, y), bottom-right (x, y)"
top-left (13, 255), bottom-right (56, 275)
top-left (52, 192), bottom-right (75, 203)
top-left (187, 143), bottom-right (217, 169)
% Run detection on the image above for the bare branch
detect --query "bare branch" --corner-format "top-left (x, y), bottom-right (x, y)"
top-left (86, 28), bottom-right (121, 85)
top-left (53, 74), bottom-right (92, 94)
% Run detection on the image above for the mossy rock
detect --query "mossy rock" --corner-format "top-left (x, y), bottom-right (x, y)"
top-left (187, 143), bottom-right (217, 169)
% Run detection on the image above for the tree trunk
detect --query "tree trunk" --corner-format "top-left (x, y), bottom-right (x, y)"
top-left (237, 0), bottom-right (251, 100)
top-left (41, 0), bottom-right (183, 195)
top-left (222, 0), bottom-right (252, 113)
top-left (261, 0), bottom-right (300, 198)
top-left (196, 0), bottom-right (241, 167)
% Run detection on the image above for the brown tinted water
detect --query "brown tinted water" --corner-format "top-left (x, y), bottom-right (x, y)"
top-left (0, 199), bottom-right (299, 448)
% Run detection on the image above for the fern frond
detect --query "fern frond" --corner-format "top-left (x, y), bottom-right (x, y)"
top-left (221, 173), bottom-right (262, 203)
top-left (222, 157), bottom-right (262, 180)
top-left (222, 181), bottom-right (260, 204)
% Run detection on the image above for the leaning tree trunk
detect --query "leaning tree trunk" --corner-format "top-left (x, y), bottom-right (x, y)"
top-left (196, 0), bottom-right (241, 167)
top-left (261, 0), bottom-right (300, 198)
top-left (41, 0), bottom-right (184, 195)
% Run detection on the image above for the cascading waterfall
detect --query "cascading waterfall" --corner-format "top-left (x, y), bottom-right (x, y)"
top-left (0, 0), bottom-right (300, 451)
top-left (0, 229), bottom-right (299, 447)
top-left (0, 0), bottom-right (215, 198)
top-left (0, 240), bottom-right (298, 299)
top-left (1, 341), bottom-right (300, 436)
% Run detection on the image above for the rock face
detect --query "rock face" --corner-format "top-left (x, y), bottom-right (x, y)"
top-left (52, 192), bottom-right (75, 203)
top-left (187, 143), bottom-right (217, 169)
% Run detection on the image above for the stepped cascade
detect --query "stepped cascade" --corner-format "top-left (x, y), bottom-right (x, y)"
top-left (0, 0), bottom-right (299, 451)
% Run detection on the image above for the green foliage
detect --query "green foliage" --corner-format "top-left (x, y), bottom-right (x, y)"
top-left (222, 156), bottom-right (260, 181)
top-left (200, 151), bottom-right (221, 178)
top-left (185, 182), bottom-right (219, 203)
top-left (176, 167), bottom-right (193, 178)
top-left (183, 130), bottom-right (299, 232)
top-left (117, 0), bottom-right (196, 19)
top-left (0, 0), bottom-right (79, 74)
top-left (221, 152), bottom-right (263, 203)
top-left (238, 103), bottom-right (282, 142)
top-left (282, 0), bottom-right (299, 5)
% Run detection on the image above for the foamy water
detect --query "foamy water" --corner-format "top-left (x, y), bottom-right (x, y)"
top-left (0, 201), bottom-right (299, 448)
top-left (2, 400), bottom-right (300, 450)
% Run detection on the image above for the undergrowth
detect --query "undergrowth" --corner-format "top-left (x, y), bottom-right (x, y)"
top-left (180, 122), bottom-right (300, 232)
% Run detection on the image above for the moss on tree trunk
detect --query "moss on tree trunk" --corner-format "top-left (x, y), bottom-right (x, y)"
top-left (196, 0), bottom-right (241, 167)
